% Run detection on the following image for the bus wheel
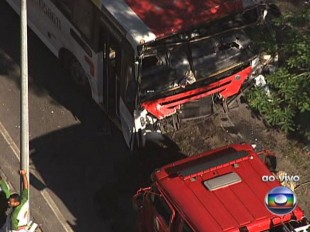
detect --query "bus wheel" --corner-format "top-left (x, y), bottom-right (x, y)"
top-left (137, 129), bottom-right (146, 149)
top-left (62, 52), bottom-right (91, 96)
top-left (68, 57), bottom-right (88, 87)
top-left (131, 129), bottom-right (146, 155)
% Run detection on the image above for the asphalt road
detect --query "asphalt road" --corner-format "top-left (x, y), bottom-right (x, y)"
top-left (0, 2), bottom-right (184, 231)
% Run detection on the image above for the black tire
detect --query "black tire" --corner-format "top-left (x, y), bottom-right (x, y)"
top-left (68, 56), bottom-right (88, 87)
top-left (137, 129), bottom-right (146, 149)
top-left (61, 52), bottom-right (91, 96)
top-left (131, 129), bottom-right (146, 155)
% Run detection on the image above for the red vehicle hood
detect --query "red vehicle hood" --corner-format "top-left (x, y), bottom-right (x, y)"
top-left (154, 144), bottom-right (306, 232)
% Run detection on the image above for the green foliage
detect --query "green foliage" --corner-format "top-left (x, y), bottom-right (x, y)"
top-left (246, 8), bottom-right (310, 139)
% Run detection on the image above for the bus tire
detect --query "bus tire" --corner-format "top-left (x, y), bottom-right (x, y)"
top-left (137, 129), bottom-right (145, 148)
top-left (60, 51), bottom-right (91, 96)
top-left (68, 56), bottom-right (88, 87)
top-left (131, 129), bottom-right (146, 155)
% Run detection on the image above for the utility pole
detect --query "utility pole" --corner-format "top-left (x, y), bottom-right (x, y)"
top-left (20, 0), bottom-right (30, 221)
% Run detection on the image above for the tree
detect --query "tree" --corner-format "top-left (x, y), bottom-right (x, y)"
top-left (246, 8), bottom-right (310, 139)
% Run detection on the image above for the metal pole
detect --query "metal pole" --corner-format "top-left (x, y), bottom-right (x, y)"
top-left (20, 0), bottom-right (30, 221)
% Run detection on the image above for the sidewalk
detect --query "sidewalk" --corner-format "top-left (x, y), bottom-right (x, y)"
top-left (0, 130), bottom-right (71, 232)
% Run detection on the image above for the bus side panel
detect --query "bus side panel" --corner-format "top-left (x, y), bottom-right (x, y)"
top-left (6, 0), bottom-right (59, 56)
top-left (5, 0), bottom-right (101, 103)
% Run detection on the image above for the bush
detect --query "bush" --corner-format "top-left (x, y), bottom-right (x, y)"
top-left (246, 8), bottom-right (310, 139)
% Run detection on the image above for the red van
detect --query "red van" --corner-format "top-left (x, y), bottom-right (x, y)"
top-left (133, 144), bottom-right (309, 232)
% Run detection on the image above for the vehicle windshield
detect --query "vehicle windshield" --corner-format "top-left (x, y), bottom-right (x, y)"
top-left (139, 7), bottom-right (262, 101)
top-left (165, 147), bottom-right (248, 177)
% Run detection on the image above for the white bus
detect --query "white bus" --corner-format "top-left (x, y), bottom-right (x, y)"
top-left (6, 0), bottom-right (271, 150)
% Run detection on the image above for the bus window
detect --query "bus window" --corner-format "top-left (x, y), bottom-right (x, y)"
top-left (73, 0), bottom-right (95, 43)
top-left (108, 45), bottom-right (118, 74)
top-left (142, 55), bottom-right (160, 71)
top-left (105, 39), bottom-right (121, 117)
top-left (124, 64), bottom-right (136, 112)
top-left (52, 0), bottom-right (74, 19)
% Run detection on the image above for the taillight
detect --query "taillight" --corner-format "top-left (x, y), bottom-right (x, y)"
top-left (84, 56), bottom-right (94, 77)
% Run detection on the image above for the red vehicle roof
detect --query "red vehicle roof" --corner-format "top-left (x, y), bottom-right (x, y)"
top-left (153, 144), bottom-right (305, 232)
top-left (98, 0), bottom-right (259, 47)
top-left (123, 0), bottom-right (247, 38)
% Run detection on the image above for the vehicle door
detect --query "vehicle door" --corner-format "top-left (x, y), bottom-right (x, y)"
top-left (181, 221), bottom-right (194, 232)
top-left (99, 25), bottom-right (135, 149)
top-left (176, 217), bottom-right (195, 232)
top-left (144, 190), bottom-right (175, 232)
top-left (119, 44), bottom-right (137, 150)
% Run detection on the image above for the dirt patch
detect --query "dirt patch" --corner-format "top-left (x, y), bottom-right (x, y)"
top-left (231, 102), bottom-right (310, 217)
top-left (272, 0), bottom-right (307, 13)
top-left (170, 100), bottom-right (310, 218)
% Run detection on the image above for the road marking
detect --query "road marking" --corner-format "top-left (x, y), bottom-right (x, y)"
top-left (0, 121), bottom-right (20, 160)
top-left (0, 120), bottom-right (73, 232)
top-left (41, 190), bottom-right (73, 232)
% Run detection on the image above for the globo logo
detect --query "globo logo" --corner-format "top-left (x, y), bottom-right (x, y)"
top-left (265, 186), bottom-right (297, 215)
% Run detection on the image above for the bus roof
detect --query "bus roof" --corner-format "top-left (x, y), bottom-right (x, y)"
top-left (93, 0), bottom-right (259, 46)
top-left (153, 144), bottom-right (305, 232)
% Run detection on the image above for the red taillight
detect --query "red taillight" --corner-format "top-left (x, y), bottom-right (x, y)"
top-left (210, 5), bottom-right (220, 14)
top-left (84, 55), bottom-right (94, 77)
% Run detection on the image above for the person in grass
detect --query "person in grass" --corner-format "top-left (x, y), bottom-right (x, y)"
top-left (1, 170), bottom-right (29, 232)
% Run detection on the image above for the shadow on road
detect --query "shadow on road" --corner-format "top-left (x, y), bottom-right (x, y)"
top-left (29, 125), bottom-right (184, 232)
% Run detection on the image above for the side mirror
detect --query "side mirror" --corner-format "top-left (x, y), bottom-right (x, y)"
top-left (265, 155), bottom-right (277, 172)
top-left (133, 192), bottom-right (144, 211)
top-left (132, 187), bottom-right (151, 211)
